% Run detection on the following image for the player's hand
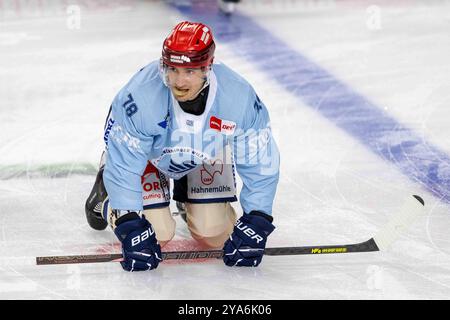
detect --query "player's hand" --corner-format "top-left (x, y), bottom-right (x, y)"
top-left (223, 211), bottom-right (275, 267)
top-left (114, 212), bottom-right (162, 271)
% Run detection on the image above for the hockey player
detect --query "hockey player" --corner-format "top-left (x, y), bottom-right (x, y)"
top-left (85, 21), bottom-right (280, 272)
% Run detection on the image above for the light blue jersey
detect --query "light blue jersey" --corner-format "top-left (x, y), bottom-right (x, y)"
top-left (103, 61), bottom-right (280, 216)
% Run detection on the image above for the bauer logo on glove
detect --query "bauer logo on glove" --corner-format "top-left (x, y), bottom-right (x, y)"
top-left (223, 211), bottom-right (275, 267)
top-left (131, 227), bottom-right (156, 247)
top-left (234, 220), bottom-right (265, 244)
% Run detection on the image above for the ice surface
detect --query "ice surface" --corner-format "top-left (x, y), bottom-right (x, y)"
top-left (1, 0), bottom-right (450, 299)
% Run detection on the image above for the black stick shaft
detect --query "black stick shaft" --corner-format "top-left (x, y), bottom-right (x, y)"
top-left (35, 238), bottom-right (379, 265)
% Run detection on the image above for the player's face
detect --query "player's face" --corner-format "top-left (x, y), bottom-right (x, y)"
top-left (166, 66), bottom-right (207, 102)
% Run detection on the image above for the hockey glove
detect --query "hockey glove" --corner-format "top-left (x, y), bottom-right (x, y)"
top-left (223, 211), bottom-right (275, 267)
top-left (114, 212), bottom-right (162, 272)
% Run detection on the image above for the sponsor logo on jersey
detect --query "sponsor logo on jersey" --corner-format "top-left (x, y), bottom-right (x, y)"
top-left (141, 162), bottom-right (162, 192)
top-left (200, 160), bottom-right (223, 185)
top-left (141, 162), bottom-right (160, 183)
top-left (110, 125), bottom-right (142, 153)
top-left (141, 162), bottom-right (159, 183)
top-left (103, 118), bottom-right (115, 145)
top-left (140, 162), bottom-right (171, 202)
top-left (190, 185), bottom-right (232, 194)
top-left (143, 181), bottom-right (161, 192)
top-left (210, 116), bottom-right (222, 131)
top-left (209, 116), bottom-right (236, 135)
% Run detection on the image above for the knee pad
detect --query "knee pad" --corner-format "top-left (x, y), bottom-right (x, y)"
top-left (142, 206), bottom-right (176, 246)
top-left (185, 202), bottom-right (237, 248)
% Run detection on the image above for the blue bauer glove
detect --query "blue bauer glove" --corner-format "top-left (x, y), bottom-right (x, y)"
top-left (113, 212), bottom-right (162, 272)
top-left (223, 211), bottom-right (275, 267)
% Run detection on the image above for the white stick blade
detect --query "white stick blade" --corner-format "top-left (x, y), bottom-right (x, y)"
top-left (373, 195), bottom-right (425, 251)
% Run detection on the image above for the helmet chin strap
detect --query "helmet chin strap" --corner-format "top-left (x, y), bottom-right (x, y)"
top-left (188, 73), bottom-right (210, 101)
top-left (191, 65), bottom-right (212, 98)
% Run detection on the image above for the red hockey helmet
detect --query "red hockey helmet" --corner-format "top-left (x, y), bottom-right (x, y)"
top-left (162, 21), bottom-right (215, 68)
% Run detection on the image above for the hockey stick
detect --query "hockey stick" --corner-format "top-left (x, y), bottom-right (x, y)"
top-left (35, 195), bottom-right (424, 266)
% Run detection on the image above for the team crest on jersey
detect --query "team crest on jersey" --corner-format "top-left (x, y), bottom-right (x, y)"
top-left (168, 159), bottom-right (197, 174)
top-left (151, 147), bottom-right (209, 179)
top-left (209, 116), bottom-right (236, 135)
